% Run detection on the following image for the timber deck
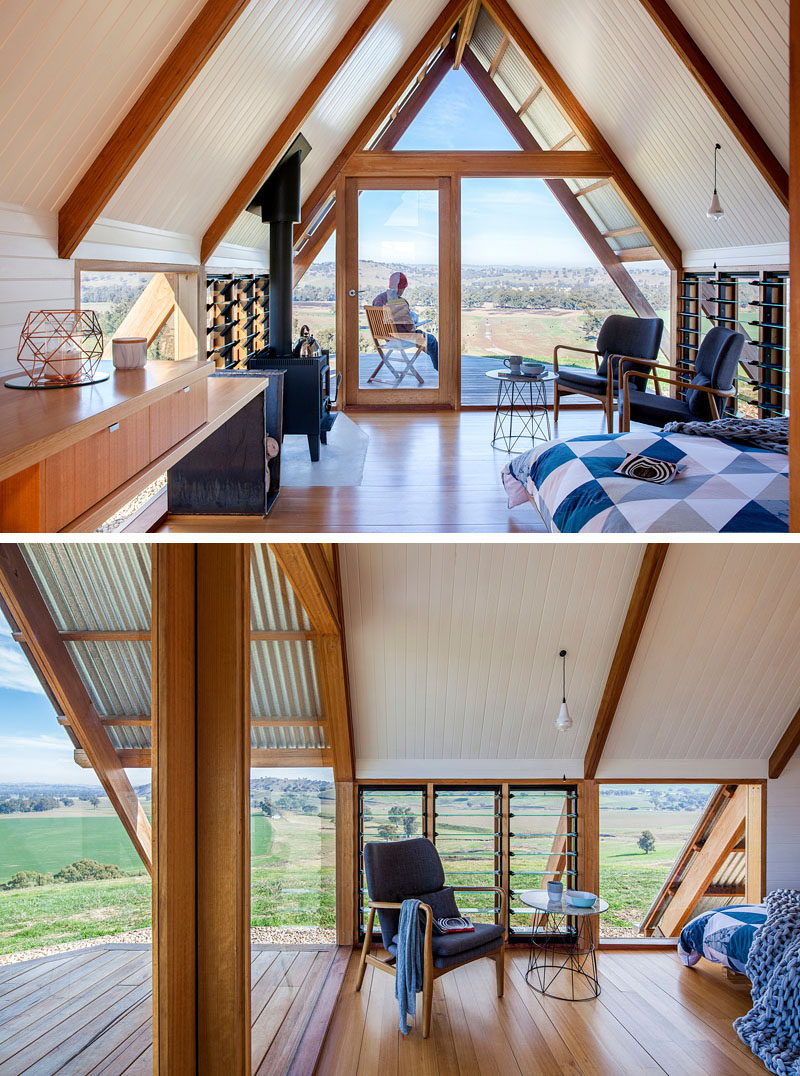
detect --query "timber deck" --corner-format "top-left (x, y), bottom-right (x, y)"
top-left (318, 948), bottom-right (764, 1075)
top-left (0, 943), bottom-right (338, 1075)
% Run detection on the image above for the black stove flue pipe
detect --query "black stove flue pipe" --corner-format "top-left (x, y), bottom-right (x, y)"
top-left (254, 145), bottom-right (303, 355)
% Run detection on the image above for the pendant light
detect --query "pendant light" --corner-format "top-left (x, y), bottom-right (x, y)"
top-left (556, 649), bottom-right (573, 732)
top-left (707, 143), bottom-right (725, 221)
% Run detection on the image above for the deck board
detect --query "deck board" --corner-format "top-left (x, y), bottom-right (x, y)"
top-left (0, 944), bottom-right (336, 1075)
top-left (317, 949), bottom-right (764, 1076)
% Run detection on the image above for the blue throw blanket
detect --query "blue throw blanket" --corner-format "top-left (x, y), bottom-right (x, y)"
top-left (735, 890), bottom-right (800, 1074)
top-left (395, 898), bottom-right (423, 1035)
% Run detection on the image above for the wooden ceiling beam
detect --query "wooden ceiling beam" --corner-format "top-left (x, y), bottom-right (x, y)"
top-left (517, 85), bottom-right (543, 115)
top-left (200, 0), bottom-right (395, 263)
top-left (292, 0), bottom-right (465, 250)
top-left (618, 246), bottom-right (660, 263)
top-left (454, 0), bottom-right (481, 69)
top-left (482, 0), bottom-right (682, 269)
top-left (489, 34), bottom-right (510, 78)
top-left (57, 1), bottom-right (251, 259)
top-left (636, 0), bottom-right (788, 209)
top-left (344, 149), bottom-right (610, 177)
top-left (269, 544), bottom-right (339, 635)
top-left (16, 630), bottom-right (152, 643)
top-left (0, 545), bottom-right (152, 872)
top-left (461, 47), bottom-right (668, 336)
top-left (584, 544), bottom-right (669, 779)
top-left (768, 701), bottom-right (800, 779)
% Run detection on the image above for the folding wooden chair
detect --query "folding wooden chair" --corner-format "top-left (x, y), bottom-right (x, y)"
top-left (364, 306), bottom-right (425, 386)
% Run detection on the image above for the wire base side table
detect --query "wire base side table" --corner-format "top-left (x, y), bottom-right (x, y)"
top-left (519, 891), bottom-right (609, 1001)
top-left (485, 370), bottom-right (555, 453)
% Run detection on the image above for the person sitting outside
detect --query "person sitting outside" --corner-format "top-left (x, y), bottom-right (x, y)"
top-left (373, 272), bottom-right (439, 372)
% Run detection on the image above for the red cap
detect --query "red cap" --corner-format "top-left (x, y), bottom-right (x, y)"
top-left (389, 272), bottom-right (408, 290)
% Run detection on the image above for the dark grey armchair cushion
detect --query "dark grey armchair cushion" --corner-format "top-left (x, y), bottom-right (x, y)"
top-left (686, 327), bottom-right (744, 419)
top-left (388, 922), bottom-right (505, 970)
top-left (363, 838), bottom-right (445, 943)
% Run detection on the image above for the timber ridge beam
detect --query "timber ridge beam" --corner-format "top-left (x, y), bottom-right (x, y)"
top-left (0, 545), bottom-right (152, 872)
top-left (58, 1), bottom-right (251, 259)
top-left (584, 545), bottom-right (669, 779)
top-left (200, 0), bottom-right (395, 263)
top-left (636, 0), bottom-right (788, 210)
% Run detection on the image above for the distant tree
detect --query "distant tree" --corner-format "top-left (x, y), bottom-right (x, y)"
top-left (389, 806), bottom-right (419, 838)
top-left (301, 803), bottom-right (316, 814)
top-left (637, 830), bottom-right (656, 855)
top-left (61, 797), bottom-right (73, 807)
top-left (89, 796), bottom-right (100, 809)
top-left (54, 858), bottom-right (122, 883)
top-left (581, 308), bottom-right (607, 341)
top-left (2, 870), bottom-right (53, 890)
top-left (258, 800), bottom-right (273, 817)
top-left (377, 823), bottom-right (398, 840)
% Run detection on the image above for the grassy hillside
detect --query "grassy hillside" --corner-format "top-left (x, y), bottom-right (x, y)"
top-left (0, 814), bottom-right (146, 876)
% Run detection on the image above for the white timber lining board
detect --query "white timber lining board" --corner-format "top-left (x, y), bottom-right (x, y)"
top-left (595, 759), bottom-right (768, 780)
top-left (0, 202), bottom-right (74, 377)
top-left (356, 759), bottom-right (584, 779)
top-left (340, 543), bottom-right (645, 765)
top-left (604, 544), bottom-right (800, 764)
top-left (767, 754), bottom-right (800, 890)
top-left (683, 243), bottom-right (790, 270)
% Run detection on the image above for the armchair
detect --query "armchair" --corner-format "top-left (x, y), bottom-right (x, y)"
top-left (619, 326), bottom-right (744, 432)
top-left (356, 837), bottom-right (506, 1038)
top-left (553, 314), bottom-right (665, 433)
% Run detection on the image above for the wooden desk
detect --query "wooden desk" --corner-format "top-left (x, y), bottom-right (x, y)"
top-left (0, 359), bottom-right (237, 532)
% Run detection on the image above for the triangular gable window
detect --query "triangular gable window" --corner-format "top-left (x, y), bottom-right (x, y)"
top-left (392, 67), bottom-right (518, 151)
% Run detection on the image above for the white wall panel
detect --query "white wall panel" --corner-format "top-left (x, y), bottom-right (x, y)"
top-left (767, 755), bottom-right (800, 891)
top-left (0, 0), bottom-right (206, 211)
top-left (340, 544), bottom-right (644, 771)
top-left (0, 202), bottom-right (73, 377)
top-left (604, 545), bottom-right (800, 766)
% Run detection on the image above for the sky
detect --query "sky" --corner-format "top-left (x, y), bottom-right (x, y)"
top-left (318, 67), bottom-right (605, 269)
top-left (0, 611), bottom-right (328, 788)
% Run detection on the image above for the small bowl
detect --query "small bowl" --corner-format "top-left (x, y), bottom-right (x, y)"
top-left (522, 362), bottom-right (545, 377)
top-left (565, 890), bottom-right (597, 908)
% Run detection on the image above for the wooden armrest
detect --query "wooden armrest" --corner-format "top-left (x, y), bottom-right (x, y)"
top-left (553, 344), bottom-right (600, 373)
top-left (621, 369), bottom-right (736, 397)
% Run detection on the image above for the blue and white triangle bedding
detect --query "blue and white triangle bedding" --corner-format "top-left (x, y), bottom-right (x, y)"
top-left (503, 431), bottom-right (789, 533)
top-left (678, 904), bottom-right (767, 975)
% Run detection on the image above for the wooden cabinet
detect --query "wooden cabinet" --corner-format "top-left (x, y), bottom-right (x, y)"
top-left (0, 360), bottom-right (211, 532)
top-left (150, 380), bottom-right (208, 459)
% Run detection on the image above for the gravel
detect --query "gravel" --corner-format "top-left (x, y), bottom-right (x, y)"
top-left (0, 925), bottom-right (336, 966)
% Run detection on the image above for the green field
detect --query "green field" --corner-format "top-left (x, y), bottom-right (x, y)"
top-left (0, 805), bottom-right (334, 956)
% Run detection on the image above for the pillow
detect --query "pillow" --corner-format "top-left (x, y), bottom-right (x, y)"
top-left (415, 886), bottom-right (460, 922)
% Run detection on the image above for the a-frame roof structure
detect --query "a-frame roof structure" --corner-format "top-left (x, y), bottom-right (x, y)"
top-left (0, 0), bottom-right (787, 271)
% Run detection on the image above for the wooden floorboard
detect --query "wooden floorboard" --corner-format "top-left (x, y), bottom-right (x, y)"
top-left (0, 944), bottom-right (337, 1076)
top-left (159, 408), bottom-right (617, 534)
top-left (316, 949), bottom-right (766, 1076)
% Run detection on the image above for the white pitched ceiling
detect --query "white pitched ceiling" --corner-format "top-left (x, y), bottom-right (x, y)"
top-left (601, 544), bottom-right (800, 777)
top-left (340, 543), bottom-right (800, 781)
top-left (339, 543), bottom-right (645, 778)
top-left (0, 0), bottom-right (206, 212)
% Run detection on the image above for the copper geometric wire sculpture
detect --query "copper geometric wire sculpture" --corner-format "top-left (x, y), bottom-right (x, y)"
top-left (16, 310), bottom-right (104, 386)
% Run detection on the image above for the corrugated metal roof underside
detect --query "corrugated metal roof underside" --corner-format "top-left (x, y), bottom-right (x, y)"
top-left (22, 544), bottom-right (151, 631)
top-left (251, 724), bottom-right (329, 750)
top-left (250, 545), bottom-right (312, 632)
top-left (250, 639), bottom-right (322, 720)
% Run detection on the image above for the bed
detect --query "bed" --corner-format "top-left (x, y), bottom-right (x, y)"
top-left (678, 904), bottom-right (767, 975)
top-left (502, 429), bottom-right (789, 533)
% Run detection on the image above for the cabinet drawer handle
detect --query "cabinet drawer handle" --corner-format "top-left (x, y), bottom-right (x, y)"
top-left (108, 422), bottom-right (120, 433)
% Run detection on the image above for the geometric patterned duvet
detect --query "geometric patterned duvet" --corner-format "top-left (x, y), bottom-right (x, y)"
top-left (678, 904), bottom-right (767, 975)
top-left (503, 430), bottom-right (789, 533)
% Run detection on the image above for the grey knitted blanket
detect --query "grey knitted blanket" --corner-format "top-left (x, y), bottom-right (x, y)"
top-left (663, 415), bottom-right (789, 455)
top-left (734, 890), bottom-right (800, 1074)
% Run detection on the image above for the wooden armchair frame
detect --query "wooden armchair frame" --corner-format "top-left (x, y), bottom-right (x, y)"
top-left (364, 305), bottom-right (426, 386)
top-left (620, 361), bottom-right (736, 432)
top-left (553, 345), bottom-right (662, 434)
top-left (355, 885), bottom-right (506, 1038)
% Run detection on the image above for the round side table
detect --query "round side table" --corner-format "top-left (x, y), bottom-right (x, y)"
top-left (485, 369), bottom-right (555, 453)
top-left (518, 890), bottom-right (609, 1001)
